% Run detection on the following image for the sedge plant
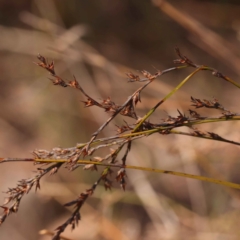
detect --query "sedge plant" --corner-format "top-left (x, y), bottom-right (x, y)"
top-left (1, 48), bottom-right (240, 239)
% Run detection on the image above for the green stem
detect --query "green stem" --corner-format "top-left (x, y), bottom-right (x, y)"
top-left (34, 159), bottom-right (240, 190)
top-left (201, 66), bottom-right (240, 88)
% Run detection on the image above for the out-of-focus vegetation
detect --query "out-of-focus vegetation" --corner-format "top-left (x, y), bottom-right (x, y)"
top-left (1, 0), bottom-right (240, 239)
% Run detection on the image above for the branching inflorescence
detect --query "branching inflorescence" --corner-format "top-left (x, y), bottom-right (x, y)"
top-left (1, 48), bottom-right (240, 239)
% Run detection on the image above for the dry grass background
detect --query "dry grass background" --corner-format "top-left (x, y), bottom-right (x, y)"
top-left (1, 0), bottom-right (240, 239)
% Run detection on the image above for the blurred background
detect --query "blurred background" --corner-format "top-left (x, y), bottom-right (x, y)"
top-left (1, 0), bottom-right (240, 239)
